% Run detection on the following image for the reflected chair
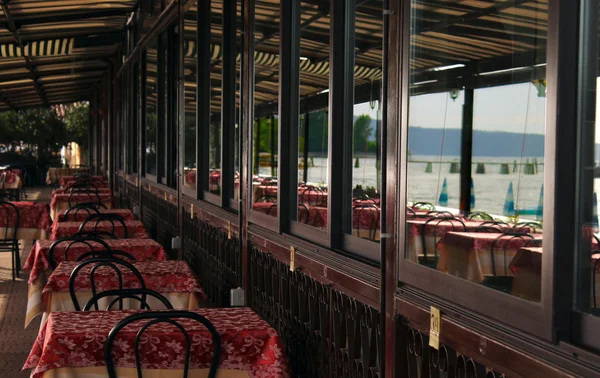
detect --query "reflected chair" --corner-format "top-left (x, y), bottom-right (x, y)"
top-left (79, 213), bottom-right (128, 239)
top-left (413, 202), bottom-right (436, 211)
top-left (69, 257), bottom-right (145, 311)
top-left (483, 233), bottom-right (535, 293)
top-left (420, 217), bottom-right (466, 269)
top-left (513, 221), bottom-right (542, 234)
top-left (105, 310), bottom-right (222, 378)
top-left (83, 288), bottom-right (173, 311)
top-left (0, 202), bottom-right (20, 280)
top-left (353, 203), bottom-right (380, 241)
top-left (468, 211), bottom-right (494, 221)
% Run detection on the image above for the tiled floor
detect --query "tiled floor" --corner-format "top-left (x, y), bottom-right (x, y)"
top-left (0, 187), bottom-right (53, 377)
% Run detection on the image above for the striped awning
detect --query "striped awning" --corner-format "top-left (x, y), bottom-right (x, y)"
top-left (0, 38), bottom-right (74, 58)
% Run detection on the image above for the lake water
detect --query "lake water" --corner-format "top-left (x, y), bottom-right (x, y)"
top-left (259, 155), bottom-right (547, 217)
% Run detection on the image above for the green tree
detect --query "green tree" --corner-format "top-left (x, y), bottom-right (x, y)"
top-left (63, 103), bottom-right (90, 147)
top-left (353, 114), bottom-right (373, 154)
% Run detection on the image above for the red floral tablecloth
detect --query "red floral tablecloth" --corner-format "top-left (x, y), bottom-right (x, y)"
top-left (24, 239), bottom-right (168, 284)
top-left (24, 307), bottom-right (291, 378)
top-left (0, 201), bottom-right (52, 239)
top-left (441, 231), bottom-right (543, 252)
top-left (59, 175), bottom-right (106, 188)
top-left (23, 239), bottom-right (168, 327)
top-left (44, 260), bottom-right (207, 304)
top-left (50, 220), bottom-right (149, 240)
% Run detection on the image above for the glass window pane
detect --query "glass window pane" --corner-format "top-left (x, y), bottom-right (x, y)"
top-left (208, 0), bottom-right (223, 195)
top-left (184, 3), bottom-right (197, 191)
top-left (251, 0), bottom-right (280, 217)
top-left (130, 63), bottom-right (139, 174)
top-left (347, 1), bottom-right (383, 242)
top-left (576, 0), bottom-right (600, 315)
top-left (145, 39), bottom-right (158, 177)
top-left (291, 1), bottom-right (330, 229)
top-left (404, 0), bottom-right (547, 301)
top-left (233, 2), bottom-right (242, 204)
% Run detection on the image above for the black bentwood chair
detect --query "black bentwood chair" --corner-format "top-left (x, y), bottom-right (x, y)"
top-left (0, 202), bottom-right (20, 280)
top-left (83, 288), bottom-right (173, 311)
top-left (79, 213), bottom-right (129, 239)
top-left (48, 236), bottom-right (112, 269)
top-left (69, 258), bottom-right (146, 311)
top-left (105, 311), bottom-right (222, 378)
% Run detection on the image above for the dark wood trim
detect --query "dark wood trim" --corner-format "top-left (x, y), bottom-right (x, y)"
top-left (118, 1), bottom-right (179, 77)
top-left (241, 0), bottom-right (254, 303)
top-left (395, 294), bottom-right (600, 377)
top-left (221, 0), bottom-right (236, 206)
top-left (248, 224), bottom-right (380, 309)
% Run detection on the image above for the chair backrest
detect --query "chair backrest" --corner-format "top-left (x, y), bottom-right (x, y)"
top-left (68, 188), bottom-right (102, 207)
top-left (0, 201), bottom-right (19, 242)
top-left (76, 249), bottom-right (136, 263)
top-left (65, 181), bottom-right (99, 193)
top-left (489, 233), bottom-right (535, 277)
top-left (468, 211), bottom-right (494, 221)
top-left (83, 288), bottom-right (173, 311)
top-left (353, 203), bottom-right (380, 241)
top-left (105, 310), bottom-right (221, 378)
top-left (64, 203), bottom-right (101, 221)
top-left (69, 258), bottom-right (146, 311)
top-left (48, 236), bottom-right (112, 269)
top-left (79, 213), bottom-right (128, 238)
top-left (420, 217), bottom-right (466, 266)
top-left (73, 230), bottom-right (119, 240)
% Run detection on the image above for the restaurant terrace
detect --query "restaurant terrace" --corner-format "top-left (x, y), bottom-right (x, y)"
top-left (1, 0), bottom-right (600, 377)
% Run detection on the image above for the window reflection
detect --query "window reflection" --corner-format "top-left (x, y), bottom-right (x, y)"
top-left (576, 0), bottom-right (600, 316)
top-left (233, 2), bottom-right (242, 203)
top-left (347, 1), bottom-right (383, 242)
top-left (145, 40), bottom-right (158, 177)
top-left (405, 0), bottom-right (547, 300)
top-left (183, 3), bottom-right (197, 191)
top-left (208, 0), bottom-right (223, 195)
top-left (290, 1), bottom-right (331, 229)
top-left (251, 0), bottom-right (280, 217)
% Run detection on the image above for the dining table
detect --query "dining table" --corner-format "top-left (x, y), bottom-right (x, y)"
top-left (24, 307), bottom-right (292, 378)
top-left (509, 246), bottom-right (600, 303)
top-left (36, 260), bottom-right (206, 326)
top-left (405, 218), bottom-right (485, 263)
top-left (59, 175), bottom-right (107, 188)
top-left (45, 168), bottom-right (90, 185)
top-left (49, 192), bottom-right (113, 219)
top-left (1, 168), bottom-right (22, 189)
top-left (50, 220), bottom-right (148, 240)
top-left (437, 231), bottom-right (543, 283)
top-left (23, 239), bottom-right (168, 327)
top-left (0, 201), bottom-right (52, 240)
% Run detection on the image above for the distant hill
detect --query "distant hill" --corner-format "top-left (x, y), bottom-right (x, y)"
top-left (408, 127), bottom-right (545, 157)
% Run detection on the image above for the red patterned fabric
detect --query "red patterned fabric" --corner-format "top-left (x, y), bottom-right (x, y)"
top-left (23, 307), bottom-right (291, 378)
top-left (59, 176), bottom-right (106, 188)
top-left (1, 169), bottom-right (17, 184)
top-left (55, 209), bottom-right (135, 223)
top-left (0, 202), bottom-right (52, 233)
top-left (24, 239), bottom-right (168, 284)
top-left (441, 232), bottom-right (543, 252)
top-left (50, 220), bottom-right (149, 240)
top-left (44, 261), bottom-right (207, 303)
top-left (185, 169), bottom-right (196, 185)
top-left (50, 193), bottom-right (113, 210)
